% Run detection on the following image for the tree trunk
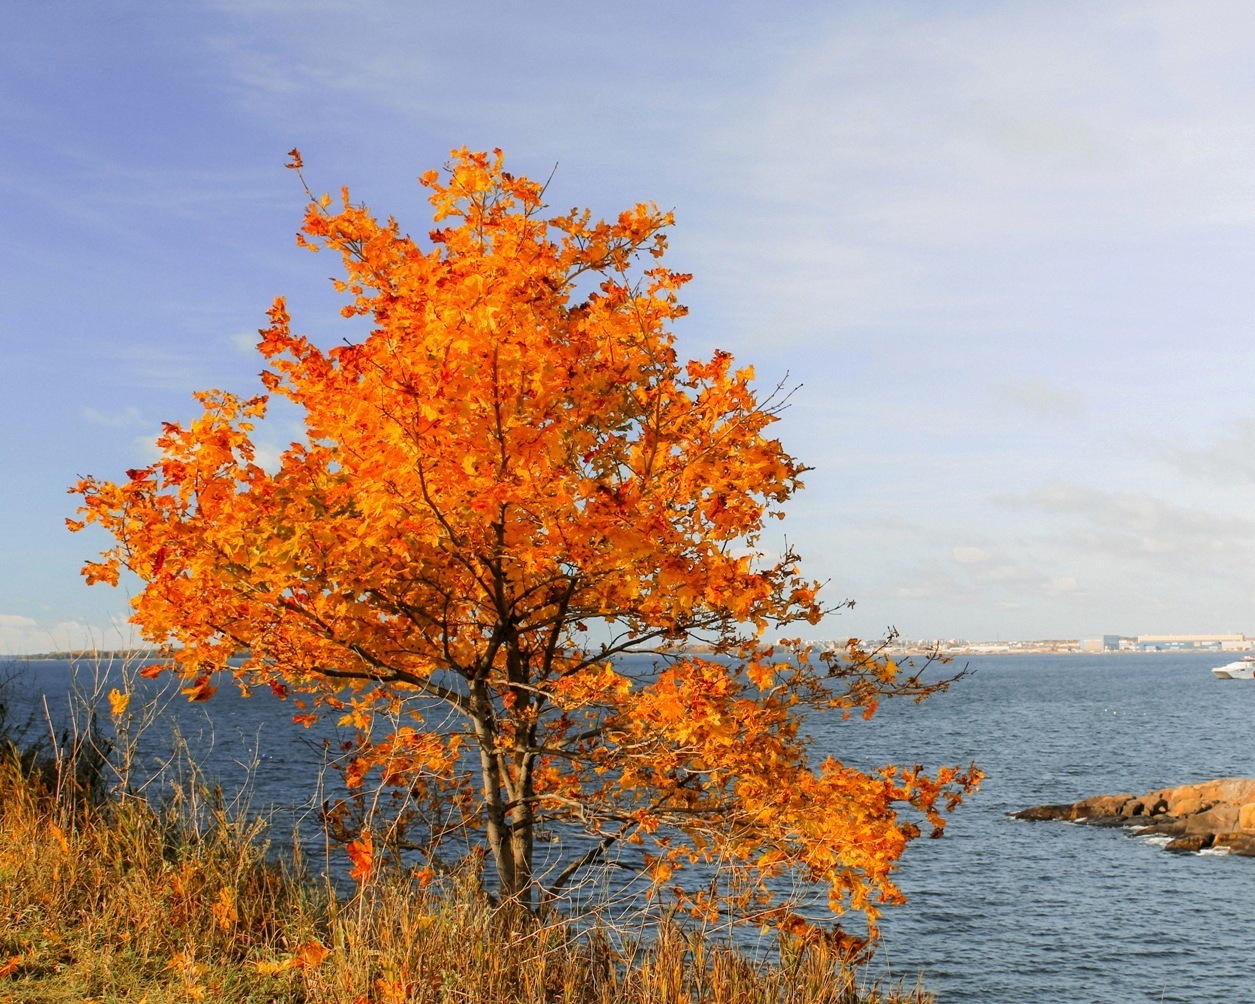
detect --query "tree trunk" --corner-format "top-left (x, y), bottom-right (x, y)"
top-left (471, 684), bottom-right (516, 899)
top-left (509, 770), bottom-right (535, 911)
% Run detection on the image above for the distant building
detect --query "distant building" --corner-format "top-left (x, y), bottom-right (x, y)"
top-left (1136, 633), bottom-right (1246, 651)
top-left (1081, 635), bottom-right (1122, 652)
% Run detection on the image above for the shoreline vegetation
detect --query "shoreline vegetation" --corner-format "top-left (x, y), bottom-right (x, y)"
top-left (0, 664), bottom-right (932, 1004)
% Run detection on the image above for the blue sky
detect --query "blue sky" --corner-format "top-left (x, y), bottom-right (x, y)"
top-left (5, 0), bottom-right (1255, 653)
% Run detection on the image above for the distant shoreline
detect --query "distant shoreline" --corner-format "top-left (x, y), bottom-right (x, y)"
top-left (884, 645), bottom-right (1250, 657)
top-left (3, 650), bottom-right (165, 662)
top-left (5, 645), bottom-right (1248, 662)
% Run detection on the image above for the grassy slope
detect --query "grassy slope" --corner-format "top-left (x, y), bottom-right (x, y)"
top-left (0, 704), bottom-right (931, 1004)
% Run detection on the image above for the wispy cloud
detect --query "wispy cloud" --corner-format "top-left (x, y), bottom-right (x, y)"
top-left (1166, 418), bottom-right (1255, 484)
top-left (83, 405), bottom-right (143, 428)
top-left (0, 152), bottom-right (283, 241)
top-left (1043, 575), bottom-right (1079, 598)
top-left (230, 330), bottom-right (260, 353)
top-left (98, 344), bottom-right (215, 392)
top-left (997, 481), bottom-right (1255, 571)
top-left (998, 378), bottom-right (1083, 419)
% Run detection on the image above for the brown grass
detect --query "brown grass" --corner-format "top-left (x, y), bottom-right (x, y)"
top-left (0, 679), bottom-right (931, 1004)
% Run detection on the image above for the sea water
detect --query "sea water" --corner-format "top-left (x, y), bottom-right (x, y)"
top-left (830, 653), bottom-right (1255, 1003)
top-left (6, 652), bottom-right (1254, 1003)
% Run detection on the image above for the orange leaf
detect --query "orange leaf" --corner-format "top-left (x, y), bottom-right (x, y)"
top-left (347, 834), bottom-right (373, 883)
top-left (182, 675), bottom-right (218, 702)
top-left (295, 940), bottom-right (329, 969)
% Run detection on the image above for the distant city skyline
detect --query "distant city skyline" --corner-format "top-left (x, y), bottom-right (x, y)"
top-left (6, 3), bottom-right (1255, 654)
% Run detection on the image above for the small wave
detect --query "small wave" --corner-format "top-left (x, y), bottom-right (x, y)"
top-left (1136, 834), bottom-right (1172, 847)
top-left (1199, 845), bottom-right (1231, 856)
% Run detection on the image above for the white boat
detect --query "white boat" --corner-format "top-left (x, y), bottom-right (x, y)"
top-left (1211, 656), bottom-right (1255, 680)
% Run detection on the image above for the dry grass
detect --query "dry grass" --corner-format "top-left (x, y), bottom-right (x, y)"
top-left (0, 676), bottom-right (931, 1004)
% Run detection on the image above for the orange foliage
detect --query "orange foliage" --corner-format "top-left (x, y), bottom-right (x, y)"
top-left (71, 148), bottom-right (978, 933)
top-left (252, 939), bottom-right (329, 974)
top-left (347, 834), bottom-right (374, 884)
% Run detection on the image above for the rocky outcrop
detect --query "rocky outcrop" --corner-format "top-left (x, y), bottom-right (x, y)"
top-left (1014, 778), bottom-right (1255, 856)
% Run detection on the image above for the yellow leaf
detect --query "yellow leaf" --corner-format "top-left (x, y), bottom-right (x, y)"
top-left (107, 688), bottom-right (130, 717)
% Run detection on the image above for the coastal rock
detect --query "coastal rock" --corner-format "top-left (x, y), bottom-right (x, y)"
top-left (1238, 803), bottom-right (1255, 831)
top-left (1132, 819), bottom-right (1186, 838)
top-left (1184, 804), bottom-right (1240, 835)
top-left (1014, 778), bottom-right (1255, 857)
top-left (1076, 793), bottom-right (1134, 818)
top-left (1012, 803), bottom-right (1078, 822)
top-left (1165, 834), bottom-right (1213, 853)
top-left (1214, 833), bottom-right (1255, 856)
top-left (1141, 778), bottom-right (1255, 817)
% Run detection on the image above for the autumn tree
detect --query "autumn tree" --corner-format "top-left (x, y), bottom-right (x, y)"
top-left (72, 149), bottom-right (978, 935)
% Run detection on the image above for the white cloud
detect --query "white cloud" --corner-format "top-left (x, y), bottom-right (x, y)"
top-left (714, 4), bottom-right (1255, 232)
top-left (952, 547), bottom-right (991, 564)
top-left (1167, 418), bottom-right (1255, 483)
top-left (100, 344), bottom-right (212, 392)
top-left (672, 0), bottom-right (1255, 364)
top-left (976, 564), bottom-right (1036, 585)
top-left (230, 330), bottom-right (260, 353)
top-left (999, 378), bottom-right (1083, 419)
top-left (132, 432), bottom-right (164, 464)
top-left (0, 615), bottom-right (115, 656)
top-left (1044, 576), bottom-right (1079, 597)
top-left (83, 405), bottom-right (143, 427)
top-left (997, 481), bottom-right (1255, 576)
top-left (250, 438), bottom-right (285, 474)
